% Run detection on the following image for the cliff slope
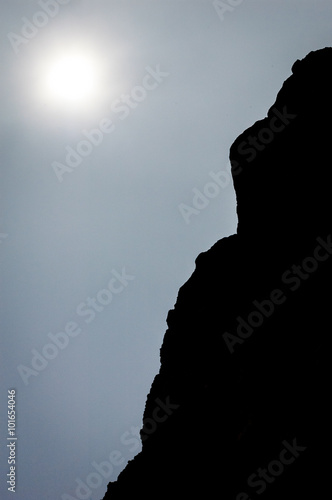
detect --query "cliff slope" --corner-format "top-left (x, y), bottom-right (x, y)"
top-left (102, 48), bottom-right (332, 499)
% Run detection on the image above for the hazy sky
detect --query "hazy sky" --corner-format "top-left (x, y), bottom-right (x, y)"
top-left (1, 1), bottom-right (332, 499)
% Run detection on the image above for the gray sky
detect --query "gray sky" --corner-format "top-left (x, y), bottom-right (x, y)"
top-left (1, 1), bottom-right (332, 499)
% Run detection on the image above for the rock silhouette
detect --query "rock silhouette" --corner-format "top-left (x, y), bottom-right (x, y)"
top-left (102, 48), bottom-right (332, 499)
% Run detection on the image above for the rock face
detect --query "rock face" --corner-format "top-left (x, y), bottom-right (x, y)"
top-left (102, 48), bottom-right (332, 499)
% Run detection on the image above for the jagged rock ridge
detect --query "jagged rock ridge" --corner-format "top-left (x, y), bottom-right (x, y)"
top-left (102, 48), bottom-right (332, 499)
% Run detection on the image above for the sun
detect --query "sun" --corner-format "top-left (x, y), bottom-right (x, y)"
top-left (42, 50), bottom-right (101, 110)
top-left (30, 39), bottom-right (125, 119)
top-left (45, 53), bottom-right (98, 105)
top-left (37, 45), bottom-right (112, 114)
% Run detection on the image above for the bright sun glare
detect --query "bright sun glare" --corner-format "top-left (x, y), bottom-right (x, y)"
top-left (46, 54), bottom-right (97, 103)
top-left (39, 47), bottom-right (108, 112)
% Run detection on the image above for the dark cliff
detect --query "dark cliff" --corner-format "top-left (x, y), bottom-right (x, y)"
top-left (102, 48), bottom-right (332, 499)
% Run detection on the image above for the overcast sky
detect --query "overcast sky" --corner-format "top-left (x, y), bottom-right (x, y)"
top-left (1, 1), bottom-right (332, 499)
